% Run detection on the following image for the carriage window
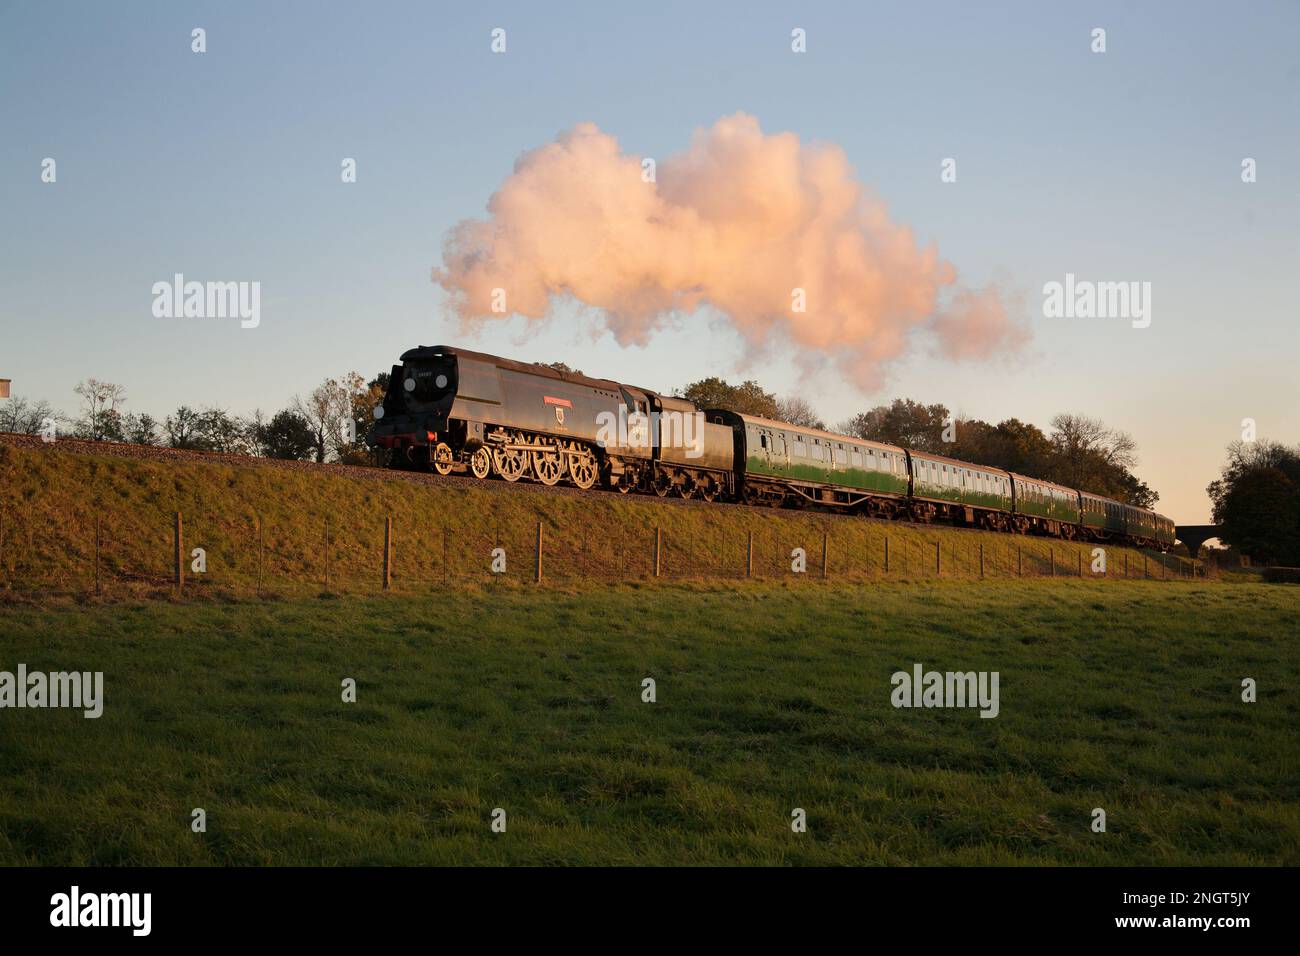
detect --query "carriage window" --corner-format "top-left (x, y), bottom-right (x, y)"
top-left (851, 448), bottom-right (862, 467)
top-left (778, 437), bottom-right (787, 456)
top-left (760, 434), bottom-right (768, 450)
top-left (834, 445), bottom-right (848, 464)
top-left (793, 438), bottom-right (806, 457)
top-left (811, 442), bottom-right (824, 461)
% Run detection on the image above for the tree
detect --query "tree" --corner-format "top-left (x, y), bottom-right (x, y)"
top-left (198, 408), bottom-right (248, 454)
top-left (775, 396), bottom-right (825, 430)
top-left (254, 409), bottom-right (316, 460)
top-left (121, 412), bottom-right (160, 446)
top-left (346, 374), bottom-right (385, 464)
top-left (1208, 440), bottom-right (1300, 564)
top-left (0, 396), bottom-right (58, 436)
top-left (838, 399), bottom-right (949, 452)
top-left (164, 406), bottom-right (207, 450)
top-left (1049, 413), bottom-right (1137, 489)
top-left (294, 372), bottom-right (371, 463)
top-left (73, 379), bottom-right (127, 441)
top-left (678, 377), bottom-right (779, 418)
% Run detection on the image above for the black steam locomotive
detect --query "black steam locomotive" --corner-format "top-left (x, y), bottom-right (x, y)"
top-left (367, 345), bottom-right (1176, 550)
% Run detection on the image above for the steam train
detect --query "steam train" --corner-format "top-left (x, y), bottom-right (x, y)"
top-left (367, 345), bottom-right (1176, 550)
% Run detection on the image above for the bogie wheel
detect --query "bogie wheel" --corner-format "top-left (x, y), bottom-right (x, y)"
top-left (432, 442), bottom-right (454, 476)
top-left (653, 473), bottom-right (672, 498)
top-left (699, 478), bottom-right (718, 503)
top-left (566, 444), bottom-right (598, 490)
top-left (492, 438), bottom-right (528, 482)
top-left (532, 440), bottom-right (565, 486)
top-left (470, 447), bottom-right (492, 479)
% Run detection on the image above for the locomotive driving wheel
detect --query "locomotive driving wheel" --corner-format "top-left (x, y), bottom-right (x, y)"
top-left (432, 442), bottom-right (454, 476)
top-left (565, 443), bottom-right (598, 490)
top-left (532, 438), bottom-right (565, 486)
top-left (492, 433), bottom-right (528, 482)
top-left (469, 447), bottom-right (492, 479)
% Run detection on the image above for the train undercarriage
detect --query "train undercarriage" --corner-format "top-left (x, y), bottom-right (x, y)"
top-left (383, 424), bottom-right (731, 501)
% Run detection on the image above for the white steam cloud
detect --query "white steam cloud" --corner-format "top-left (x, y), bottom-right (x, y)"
top-left (433, 113), bottom-right (1028, 390)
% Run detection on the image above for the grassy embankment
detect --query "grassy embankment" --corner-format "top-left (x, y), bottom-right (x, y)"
top-left (0, 441), bottom-right (1205, 598)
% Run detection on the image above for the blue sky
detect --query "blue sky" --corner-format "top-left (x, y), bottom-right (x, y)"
top-left (2, 0), bottom-right (1297, 522)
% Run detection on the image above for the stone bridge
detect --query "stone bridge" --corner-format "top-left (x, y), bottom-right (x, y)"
top-left (1175, 525), bottom-right (1222, 560)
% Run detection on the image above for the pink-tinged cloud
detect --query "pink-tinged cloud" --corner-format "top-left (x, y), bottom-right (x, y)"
top-left (433, 113), bottom-right (1028, 390)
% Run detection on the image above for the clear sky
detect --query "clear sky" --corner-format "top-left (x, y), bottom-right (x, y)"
top-left (2, 1), bottom-right (1297, 523)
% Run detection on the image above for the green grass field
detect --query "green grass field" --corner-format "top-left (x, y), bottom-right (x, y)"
top-left (2, 580), bottom-right (1296, 865)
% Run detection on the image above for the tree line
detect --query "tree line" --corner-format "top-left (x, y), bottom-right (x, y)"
top-left (0, 373), bottom-right (388, 464)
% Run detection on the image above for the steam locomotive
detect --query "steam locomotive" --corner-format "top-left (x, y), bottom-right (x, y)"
top-left (367, 345), bottom-right (1176, 550)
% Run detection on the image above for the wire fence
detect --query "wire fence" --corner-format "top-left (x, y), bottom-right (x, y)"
top-left (0, 505), bottom-right (1216, 601)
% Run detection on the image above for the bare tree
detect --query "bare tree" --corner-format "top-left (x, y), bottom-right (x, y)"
top-left (0, 395), bottom-right (58, 435)
top-left (73, 379), bottom-right (127, 441)
top-left (294, 373), bottom-right (372, 463)
top-left (1049, 413), bottom-right (1137, 488)
top-left (775, 395), bottom-right (825, 430)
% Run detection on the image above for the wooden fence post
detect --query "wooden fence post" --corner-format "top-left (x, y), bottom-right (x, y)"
top-left (884, 536), bottom-right (890, 574)
top-left (1017, 546), bottom-right (1022, 577)
top-left (979, 543), bottom-right (984, 579)
top-left (1143, 554), bottom-right (1148, 580)
top-left (173, 511), bottom-right (184, 591)
top-left (821, 531), bottom-right (828, 579)
top-left (257, 518), bottom-right (264, 597)
top-left (535, 520), bottom-right (543, 584)
top-left (654, 527), bottom-right (661, 578)
top-left (94, 514), bottom-right (102, 595)
top-left (382, 516), bottom-right (392, 590)
top-left (746, 531), bottom-right (753, 578)
top-left (1049, 548), bottom-right (1054, 577)
top-left (1078, 551), bottom-right (1083, 577)
top-left (935, 541), bottom-right (941, 576)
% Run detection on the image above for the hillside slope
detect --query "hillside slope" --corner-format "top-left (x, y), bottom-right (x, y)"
top-left (0, 435), bottom-right (1197, 598)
